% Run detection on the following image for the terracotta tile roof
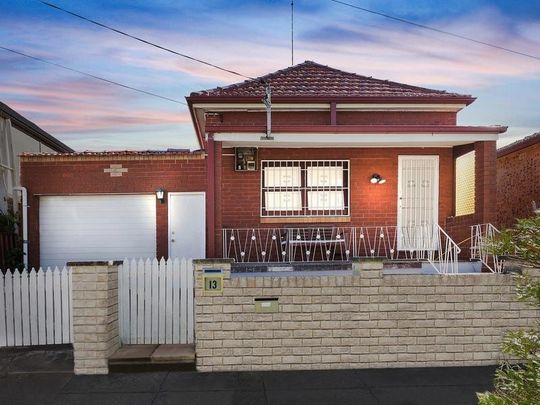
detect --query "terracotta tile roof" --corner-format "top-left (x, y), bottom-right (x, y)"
top-left (190, 61), bottom-right (472, 100)
top-left (497, 132), bottom-right (540, 157)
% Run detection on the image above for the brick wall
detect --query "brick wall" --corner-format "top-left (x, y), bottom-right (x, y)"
top-left (210, 111), bottom-right (456, 127)
top-left (497, 142), bottom-right (540, 229)
top-left (20, 153), bottom-right (207, 268)
top-left (444, 141), bottom-right (497, 252)
top-left (194, 259), bottom-right (539, 372)
top-left (475, 141), bottom-right (497, 224)
top-left (217, 147), bottom-right (454, 255)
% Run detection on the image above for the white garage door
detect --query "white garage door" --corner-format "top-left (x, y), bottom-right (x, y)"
top-left (40, 195), bottom-right (156, 268)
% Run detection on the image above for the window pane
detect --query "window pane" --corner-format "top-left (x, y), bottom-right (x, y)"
top-left (264, 166), bottom-right (301, 187)
top-left (265, 191), bottom-right (302, 211)
top-left (308, 191), bottom-right (344, 210)
top-left (455, 151), bottom-right (475, 216)
top-left (307, 166), bottom-right (343, 187)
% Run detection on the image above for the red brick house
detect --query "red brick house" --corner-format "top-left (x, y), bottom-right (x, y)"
top-left (496, 132), bottom-right (540, 229)
top-left (21, 61), bottom-right (506, 271)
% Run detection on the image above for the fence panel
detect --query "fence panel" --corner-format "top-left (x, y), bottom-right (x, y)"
top-left (0, 267), bottom-right (72, 347)
top-left (118, 258), bottom-right (194, 345)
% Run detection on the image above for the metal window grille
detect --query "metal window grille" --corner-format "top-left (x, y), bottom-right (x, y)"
top-left (260, 160), bottom-right (350, 217)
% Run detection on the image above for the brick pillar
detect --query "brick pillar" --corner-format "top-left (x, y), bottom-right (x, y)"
top-left (71, 261), bottom-right (121, 375)
top-left (352, 257), bottom-right (384, 277)
top-left (193, 258), bottom-right (233, 372)
top-left (214, 141), bottom-right (223, 258)
top-left (206, 134), bottom-right (215, 258)
top-left (475, 141), bottom-right (497, 223)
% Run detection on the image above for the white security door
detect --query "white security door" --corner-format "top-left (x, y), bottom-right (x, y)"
top-left (397, 156), bottom-right (439, 250)
top-left (168, 192), bottom-right (205, 259)
top-left (40, 195), bottom-right (156, 268)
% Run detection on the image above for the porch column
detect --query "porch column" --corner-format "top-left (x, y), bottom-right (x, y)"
top-left (206, 133), bottom-right (216, 258)
top-left (474, 141), bottom-right (497, 224)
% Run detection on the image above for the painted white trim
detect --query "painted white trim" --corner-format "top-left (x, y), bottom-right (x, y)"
top-left (337, 103), bottom-right (466, 112)
top-left (193, 102), bottom-right (466, 112)
top-left (168, 192), bottom-right (206, 259)
top-left (214, 132), bottom-right (498, 147)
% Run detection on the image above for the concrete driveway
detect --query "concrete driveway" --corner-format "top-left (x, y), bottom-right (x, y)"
top-left (0, 347), bottom-right (495, 405)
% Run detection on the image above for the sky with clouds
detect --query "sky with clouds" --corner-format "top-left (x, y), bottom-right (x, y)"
top-left (1, 0), bottom-right (539, 151)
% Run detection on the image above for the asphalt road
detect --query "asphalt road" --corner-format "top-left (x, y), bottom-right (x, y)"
top-left (0, 346), bottom-right (495, 405)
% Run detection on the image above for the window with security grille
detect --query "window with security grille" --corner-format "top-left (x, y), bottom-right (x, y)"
top-left (455, 151), bottom-right (475, 216)
top-left (261, 160), bottom-right (350, 217)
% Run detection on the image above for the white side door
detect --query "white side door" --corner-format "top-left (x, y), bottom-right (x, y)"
top-left (397, 156), bottom-right (439, 250)
top-left (168, 192), bottom-right (205, 260)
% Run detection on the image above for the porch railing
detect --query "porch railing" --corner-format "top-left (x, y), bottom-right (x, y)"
top-left (222, 225), bottom-right (461, 274)
top-left (470, 223), bottom-right (504, 273)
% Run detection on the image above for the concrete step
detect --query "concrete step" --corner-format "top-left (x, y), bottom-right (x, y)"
top-left (109, 344), bottom-right (195, 372)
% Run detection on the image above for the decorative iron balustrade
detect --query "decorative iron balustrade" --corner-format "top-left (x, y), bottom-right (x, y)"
top-left (470, 223), bottom-right (504, 273)
top-left (222, 225), bottom-right (461, 273)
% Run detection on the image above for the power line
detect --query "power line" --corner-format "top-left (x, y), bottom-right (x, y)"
top-left (0, 45), bottom-right (188, 105)
top-left (330, 0), bottom-right (540, 62)
top-left (40, 1), bottom-right (256, 79)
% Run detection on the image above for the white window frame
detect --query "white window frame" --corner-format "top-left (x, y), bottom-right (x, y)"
top-left (260, 160), bottom-right (350, 217)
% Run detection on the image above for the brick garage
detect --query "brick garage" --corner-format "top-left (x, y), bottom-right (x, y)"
top-left (497, 133), bottom-right (540, 229)
top-left (194, 259), bottom-right (540, 372)
top-left (20, 151), bottom-right (207, 268)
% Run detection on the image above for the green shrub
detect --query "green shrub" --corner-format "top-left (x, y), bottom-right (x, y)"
top-left (477, 216), bottom-right (540, 404)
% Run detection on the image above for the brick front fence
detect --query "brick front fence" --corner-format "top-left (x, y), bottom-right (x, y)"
top-left (194, 259), bottom-right (539, 372)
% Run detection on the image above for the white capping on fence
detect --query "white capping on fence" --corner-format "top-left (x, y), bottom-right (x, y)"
top-left (0, 267), bottom-right (72, 347)
top-left (118, 258), bottom-right (194, 345)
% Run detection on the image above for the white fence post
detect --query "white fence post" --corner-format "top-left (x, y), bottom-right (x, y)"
top-left (0, 267), bottom-right (72, 347)
top-left (118, 257), bottom-right (194, 345)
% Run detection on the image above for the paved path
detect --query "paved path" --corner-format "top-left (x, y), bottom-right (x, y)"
top-left (0, 347), bottom-right (495, 404)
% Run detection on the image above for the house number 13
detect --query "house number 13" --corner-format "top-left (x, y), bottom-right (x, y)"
top-left (204, 276), bottom-right (223, 293)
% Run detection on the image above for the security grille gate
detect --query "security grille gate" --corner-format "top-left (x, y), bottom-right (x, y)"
top-left (118, 258), bottom-right (194, 344)
top-left (397, 156), bottom-right (439, 251)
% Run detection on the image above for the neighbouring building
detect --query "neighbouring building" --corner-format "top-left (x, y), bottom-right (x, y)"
top-left (1, 101), bottom-right (72, 269)
top-left (496, 132), bottom-right (540, 229)
top-left (20, 61), bottom-right (506, 270)
top-left (0, 101), bottom-right (73, 212)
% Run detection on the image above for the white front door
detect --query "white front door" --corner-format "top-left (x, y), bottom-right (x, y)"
top-left (168, 192), bottom-right (206, 259)
top-left (397, 156), bottom-right (439, 250)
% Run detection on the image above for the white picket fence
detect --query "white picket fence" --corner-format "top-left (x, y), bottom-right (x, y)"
top-left (0, 267), bottom-right (72, 347)
top-left (118, 258), bottom-right (194, 345)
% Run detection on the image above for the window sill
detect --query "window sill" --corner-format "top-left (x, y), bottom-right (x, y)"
top-left (260, 216), bottom-right (351, 224)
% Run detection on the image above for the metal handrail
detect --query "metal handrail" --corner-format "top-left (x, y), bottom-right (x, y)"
top-left (470, 223), bottom-right (503, 273)
top-left (426, 224), bottom-right (461, 274)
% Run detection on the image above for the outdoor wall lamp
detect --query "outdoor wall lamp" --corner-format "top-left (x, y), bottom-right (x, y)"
top-left (370, 174), bottom-right (386, 184)
top-left (155, 188), bottom-right (166, 204)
